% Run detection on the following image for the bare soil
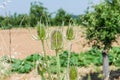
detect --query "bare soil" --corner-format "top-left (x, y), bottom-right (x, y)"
top-left (0, 27), bottom-right (92, 59)
top-left (0, 27), bottom-right (119, 59)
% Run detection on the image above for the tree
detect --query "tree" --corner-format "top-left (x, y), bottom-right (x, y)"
top-left (0, 16), bottom-right (5, 27)
top-left (29, 1), bottom-right (49, 27)
top-left (53, 8), bottom-right (72, 26)
top-left (84, 0), bottom-right (120, 79)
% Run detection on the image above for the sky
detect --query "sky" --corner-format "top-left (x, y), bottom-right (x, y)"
top-left (0, 0), bottom-right (103, 16)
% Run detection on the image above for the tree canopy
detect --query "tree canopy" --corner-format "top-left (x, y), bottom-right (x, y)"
top-left (53, 8), bottom-right (72, 26)
top-left (29, 1), bottom-right (49, 27)
top-left (83, 0), bottom-right (120, 49)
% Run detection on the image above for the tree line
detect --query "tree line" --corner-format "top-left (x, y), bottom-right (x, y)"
top-left (0, 1), bottom-right (83, 29)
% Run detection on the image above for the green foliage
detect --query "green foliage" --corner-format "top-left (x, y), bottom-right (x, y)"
top-left (25, 54), bottom-right (42, 62)
top-left (53, 8), bottom-right (72, 26)
top-left (82, 1), bottom-right (120, 78)
top-left (29, 1), bottom-right (49, 27)
top-left (59, 47), bottom-right (120, 67)
top-left (9, 47), bottom-right (120, 73)
top-left (109, 47), bottom-right (120, 66)
top-left (0, 14), bottom-right (30, 29)
top-left (0, 1), bottom-right (76, 28)
top-left (11, 60), bottom-right (32, 73)
top-left (59, 48), bottom-right (102, 67)
top-left (11, 54), bottom-right (42, 73)
top-left (83, 0), bottom-right (120, 49)
top-left (0, 17), bottom-right (12, 29)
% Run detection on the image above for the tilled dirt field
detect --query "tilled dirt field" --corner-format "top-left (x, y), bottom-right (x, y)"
top-left (0, 27), bottom-right (92, 59)
top-left (0, 27), bottom-right (120, 59)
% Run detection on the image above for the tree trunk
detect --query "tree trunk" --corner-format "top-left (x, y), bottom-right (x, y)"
top-left (102, 50), bottom-right (109, 80)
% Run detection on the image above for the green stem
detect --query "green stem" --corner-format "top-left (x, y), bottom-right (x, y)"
top-left (41, 73), bottom-right (46, 80)
top-left (41, 40), bottom-right (52, 80)
top-left (67, 41), bottom-right (72, 80)
top-left (9, 29), bottom-right (12, 62)
top-left (56, 49), bottom-right (60, 80)
top-left (88, 73), bottom-right (91, 80)
top-left (41, 40), bottom-right (46, 57)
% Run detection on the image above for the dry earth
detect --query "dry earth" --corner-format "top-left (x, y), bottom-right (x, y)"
top-left (0, 26), bottom-right (92, 59)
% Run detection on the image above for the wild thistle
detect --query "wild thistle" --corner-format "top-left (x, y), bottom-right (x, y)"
top-left (36, 16), bottom-right (52, 80)
top-left (66, 24), bottom-right (74, 40)
top-left (37, 22), bottom-right (47, 55)
top-left (69, 66), bottom-right (78, 80)
top-left (37, 61), bottom-right (46, 80)
top-left (66, 18), bottom-right (75, 80)
top-left (51, 29), bottom-right (63, 80)
top-left (51, 30), bottom-right (63, 51)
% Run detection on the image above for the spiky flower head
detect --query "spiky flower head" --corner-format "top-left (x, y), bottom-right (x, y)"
top-left (37, 23), bottom-right (46, 40)
top-left (51, 30), bottom-right (63, 50)
top-left (66, 24), bottom-right (74, 40)
top-left (37, 62), bottom-right (46, 75)
top-left (69, 66), bottom-right (78, 80)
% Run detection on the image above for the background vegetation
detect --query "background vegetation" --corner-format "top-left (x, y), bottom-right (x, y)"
top-left (5, 47), bottom-right (120, 73)
top-left (0, 1), bottom-right (82, 28)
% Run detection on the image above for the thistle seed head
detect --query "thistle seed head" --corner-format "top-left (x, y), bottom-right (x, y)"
top-left (66, 25), bottom-right (74, 40)
top-left (37, 62), bottom-right (46, 75)
top-left (37, 23), bottom-right (46, 40)
top-left (69, 66), bottom-right (78, 80)
top-left (51, 30), bottom-right (63, 50)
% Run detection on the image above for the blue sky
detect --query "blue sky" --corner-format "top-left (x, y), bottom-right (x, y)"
top-left (0, 0), bottom-right (103, 16)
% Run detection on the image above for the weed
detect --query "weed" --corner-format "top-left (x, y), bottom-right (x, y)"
top-left (51, 29), bottom-right (63, 80)
top-left (0, 56), bottom-right (11, 80)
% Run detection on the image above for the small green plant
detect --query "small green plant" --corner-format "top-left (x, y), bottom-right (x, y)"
top-left (11, 54), bottom-right (41, 73)
top-left (66, 18), bottom-right (75, 80)
top-left (36, 20), bottom-right (52, 80)
top-left (51, 29), bottom-right (63, 80)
